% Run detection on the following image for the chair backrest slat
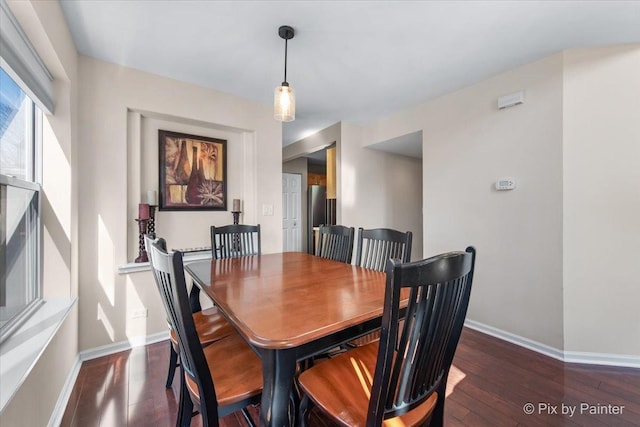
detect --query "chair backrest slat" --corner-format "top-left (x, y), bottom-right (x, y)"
top-left (367, 247), bottom-right (476, 426)
top-left (211, 224), bottom-right (261, 259)
top-left (355, 228), bottom-right (412, 272)
top-left (316, 225), bottom-right (354, 263)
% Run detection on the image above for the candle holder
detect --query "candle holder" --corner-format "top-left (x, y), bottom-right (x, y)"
top-left (231, 210), bottom-right (241, 251)
top-left (148, 205), bottom-right (157, 234)
top-left (231, 210), bottom-right (241, 225)
top-left (134, 218), bottom-right (149, 263)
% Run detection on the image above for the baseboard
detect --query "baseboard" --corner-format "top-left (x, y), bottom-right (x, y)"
top-left (47, 354), bottom-right (81, 427)
top-left (464, 319), bottom-right (640, 369)
top-left (79, 331), bottom-right (169, 362)
top-left (563, 351), bottom-right (640, 368)
top-left (464, 319), bottom-right (565, 361)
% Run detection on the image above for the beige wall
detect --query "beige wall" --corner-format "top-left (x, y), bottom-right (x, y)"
top-left (562, 45), bottom-right (640, 355)
top-left (77, 56), bottom-right (282, 351)
top-left (362, 45), bottom-right (640, 357)
top-left (131, 114), bottom-right (257, 254)
top-left (340, 122), bottom-right (423, 261)
top-left (284, 121), bottom-right (423, 261)
top-left (363, 54), bottom-right (566, 349)
top-left (283, 122), bottom-right (340, 162)
top-left (1, 0), bottom-right (79, 424)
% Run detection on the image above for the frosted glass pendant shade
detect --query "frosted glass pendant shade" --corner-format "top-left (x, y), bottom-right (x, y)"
top-left (274, 84), bottom-right (295, 122)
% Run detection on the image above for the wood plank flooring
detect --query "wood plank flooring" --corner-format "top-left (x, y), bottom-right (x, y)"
top-left (61, 328), bottom-right (640, 426)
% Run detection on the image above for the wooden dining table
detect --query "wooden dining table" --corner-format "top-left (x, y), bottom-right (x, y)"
top-left (184, 252), bottom-right (397, 427)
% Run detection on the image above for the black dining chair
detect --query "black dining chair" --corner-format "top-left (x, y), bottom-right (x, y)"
top-left (147, 238), bottom-right (263, 427)
top-left (316, 224), bottom-right (355, 263)
top-left (211, 224), bottom-right (261, 259)
top-left (307, 224), bottom-right (355, 363)
top-left (145, 235), bottom-right (235, 388)
top-left (349, 227), bottom-right (413, 347)
top-left (355, 227), bottom-right (413, 271)
top-left (298, 247), bottom-right (477, 427)
top-left (189, 224), bottom-right (262, 313)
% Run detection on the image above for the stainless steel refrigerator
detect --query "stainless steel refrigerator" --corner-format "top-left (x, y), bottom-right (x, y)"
top-left (308, 185), bottom-right (326, 254)
top-left (308, 185), bottom-right (336, 254)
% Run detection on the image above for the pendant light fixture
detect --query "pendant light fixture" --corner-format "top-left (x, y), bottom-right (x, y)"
top-left (274, 25), bottom-right (295, 122)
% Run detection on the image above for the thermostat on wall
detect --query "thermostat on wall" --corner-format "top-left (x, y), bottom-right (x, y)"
top-left (495, 178), bottom-right (516, 191)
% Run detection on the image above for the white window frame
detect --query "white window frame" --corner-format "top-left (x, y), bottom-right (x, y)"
top-left (0, 0), bottom-right (50, 344)
top-left (0, 178), bottom-right (43, 341)
top-left (0, 87), bottom-right (43, 342)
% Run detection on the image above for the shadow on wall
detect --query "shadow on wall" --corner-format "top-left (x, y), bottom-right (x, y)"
top-left (41, 113), bottom-right (73, 296)
top-left (92, 214), bottom-right (165, 348)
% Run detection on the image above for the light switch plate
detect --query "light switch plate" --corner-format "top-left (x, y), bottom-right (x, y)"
top-left (131, 308), bottom-right (148, 319)
top-left (262, 204), bottom-right (274, 216)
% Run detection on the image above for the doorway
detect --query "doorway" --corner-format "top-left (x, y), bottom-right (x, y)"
top-left (282, 173), bottom-right (302, 252)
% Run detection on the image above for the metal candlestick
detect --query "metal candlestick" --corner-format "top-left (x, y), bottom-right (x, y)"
top-left (135, 219), bottom-right (149, 263)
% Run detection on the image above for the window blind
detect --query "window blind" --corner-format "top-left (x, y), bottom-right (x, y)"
top-left (0, 0), bottom-right (54, 114)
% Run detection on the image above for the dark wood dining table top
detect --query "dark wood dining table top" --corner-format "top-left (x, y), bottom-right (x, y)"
top-left (185, 251), bottom-right (400, 349)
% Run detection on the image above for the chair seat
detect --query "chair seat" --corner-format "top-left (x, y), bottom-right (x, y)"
top-left (298, 341), bottom-right (438, 427)
top-left (170, 307), bottom-right (235, 346)
top-left (185, 333), bottom-right (263, 407)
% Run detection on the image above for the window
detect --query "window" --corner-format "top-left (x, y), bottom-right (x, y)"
top-left (0, 67), bottom-right (42, 334)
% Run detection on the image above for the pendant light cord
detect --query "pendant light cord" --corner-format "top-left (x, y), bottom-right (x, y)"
top-left (283, 38), bottom-right (288, 84)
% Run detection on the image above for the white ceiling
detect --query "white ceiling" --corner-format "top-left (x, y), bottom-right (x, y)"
top-left (60, 1), bottom-right (640, 152)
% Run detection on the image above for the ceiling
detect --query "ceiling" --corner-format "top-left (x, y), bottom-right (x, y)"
top-left (60, 1), bottom-right (640, 152)
top-left (367, 131), bottom-right (423, 159)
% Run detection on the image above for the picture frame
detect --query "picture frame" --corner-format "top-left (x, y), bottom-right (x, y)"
top-left (158, 130), bottom-right (227, 211)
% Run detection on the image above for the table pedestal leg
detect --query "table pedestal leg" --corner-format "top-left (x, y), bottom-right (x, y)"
top-left (260, 348), bottom-right (297, 427)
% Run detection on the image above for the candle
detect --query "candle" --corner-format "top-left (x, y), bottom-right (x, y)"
top-left (138, 203), bottom-right (150, 220)
top-left (146, 190), bottom-right (157, 206)
top-left (233, 199), bottom-right (241, 212)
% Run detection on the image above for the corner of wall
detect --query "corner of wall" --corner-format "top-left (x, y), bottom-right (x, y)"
top-left (561, 44), bottom-right (640, 356)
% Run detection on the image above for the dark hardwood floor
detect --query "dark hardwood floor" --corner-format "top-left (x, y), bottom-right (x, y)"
top-left (61, 328), bottom-right (640, 426)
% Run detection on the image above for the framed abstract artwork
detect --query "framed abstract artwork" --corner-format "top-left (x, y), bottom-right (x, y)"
top-left (158, 130), bottom-right (227, 211)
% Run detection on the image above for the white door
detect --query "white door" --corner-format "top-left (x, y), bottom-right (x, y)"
top-left (282, 173), bottom-right (302, 252)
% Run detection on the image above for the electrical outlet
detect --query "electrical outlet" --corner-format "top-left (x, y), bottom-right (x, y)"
top-left (131, 308), bottom-right (148, 319)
